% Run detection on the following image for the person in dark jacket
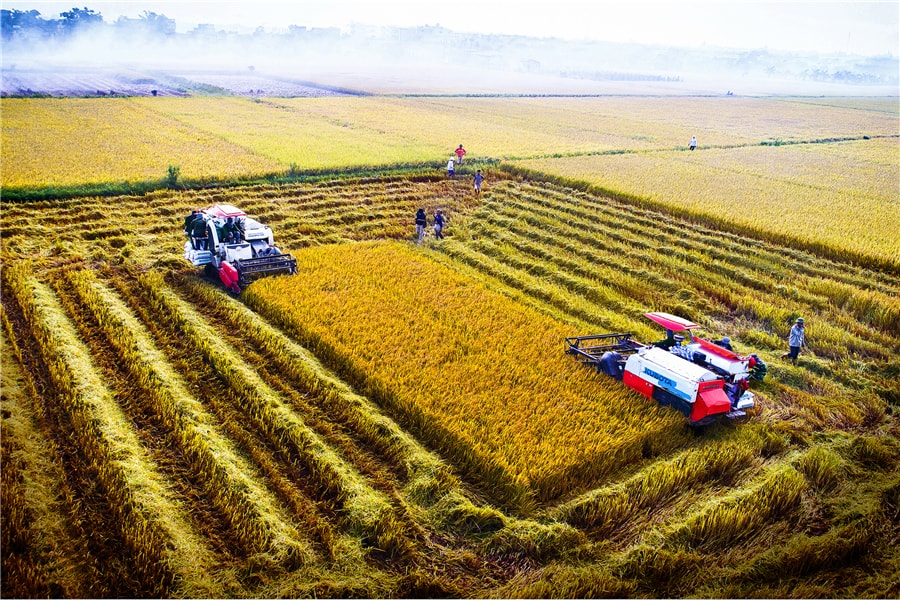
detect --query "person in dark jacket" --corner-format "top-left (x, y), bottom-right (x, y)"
top-left (415, 208), bottom-right (427, 244)
top-left (713, 337), bottom-right (733, 351)
top-left (224, 216), bottom-right (242, 243)
top-left (190, 213), bottom-right (208, 249)
top-left (433, 209), bottom-right (445, 239)
top-left (183, 209), bottom-right (199, 234)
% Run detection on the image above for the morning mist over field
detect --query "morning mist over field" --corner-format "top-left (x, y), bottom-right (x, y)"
top-left (2, 1), bottom-right (898, 96)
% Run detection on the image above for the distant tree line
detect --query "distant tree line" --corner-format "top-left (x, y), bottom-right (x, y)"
top-left (1, 7), bottom-right (175, 40)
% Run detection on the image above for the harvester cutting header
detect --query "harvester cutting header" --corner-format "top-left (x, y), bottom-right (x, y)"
top-left (183, 204), bottom-right (297, 293)
top-left (566, 312), bottom-right (766, 425)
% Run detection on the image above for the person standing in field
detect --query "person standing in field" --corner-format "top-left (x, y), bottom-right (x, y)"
top-left (190, 212), bottom-right (208, 250)
top-left (447, 157), bottom-right (456, 178)
top-left (433, 209), bottom-right (445, 239)
top-left (689, 135), bottom-right (697, 151)
top-left (455, 144), bottom-right (467, 165)
top-left (474, 169), bottom-right (484, 194)
top-left (183, 209), bottom-right (199, 234)
top-left (415, 207), bottom-right (428, 244)
top-left (780, 317), bottom-right (805, 364)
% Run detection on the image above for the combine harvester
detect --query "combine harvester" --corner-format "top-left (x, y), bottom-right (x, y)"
top-left (566, 312), bottom-right (766, 425)
top-left (183, 204), bottom-right (297, 293)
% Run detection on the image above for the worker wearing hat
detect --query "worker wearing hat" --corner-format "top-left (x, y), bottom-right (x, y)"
top-left (781, 317), bottom-right (805, 364)
top-left (713, 336), bottom-right (733, 351)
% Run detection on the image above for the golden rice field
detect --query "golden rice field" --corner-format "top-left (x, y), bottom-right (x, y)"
top-left (514, 136), bottom-right (900, 266)
top-left (0, 98), bottom-right (282, 186)
top-left (3, 95), bottom-right (896, 268)
top-left (245, 242), bottom-right (684, 509)
top-left (2, 95), bottom-right (899, 598)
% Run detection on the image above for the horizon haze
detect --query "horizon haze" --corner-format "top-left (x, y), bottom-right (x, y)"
top-left (4, 0), bottom-right (898, 56)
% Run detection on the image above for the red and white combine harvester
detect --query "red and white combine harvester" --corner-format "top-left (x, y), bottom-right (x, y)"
top-left (566, 312), bottom-right (766, 425)
top-left (183, 204), bottom-right (297, 293)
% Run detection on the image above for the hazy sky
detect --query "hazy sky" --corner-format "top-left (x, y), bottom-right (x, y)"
top-left (4, 0), bottom-right (898, 55)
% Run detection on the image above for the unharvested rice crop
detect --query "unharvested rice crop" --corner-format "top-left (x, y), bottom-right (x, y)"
top-left (0, 98), bottom-right (281, 187)
top-left (245, 241), bottom-right (685, 507)
top-left (134, 96), bottom-right (443, 169)
top-left (515, 138), bottom-right (900, 265)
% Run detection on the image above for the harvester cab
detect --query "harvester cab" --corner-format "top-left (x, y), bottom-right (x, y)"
top-left (565, 312), bottom-right (764, 425)
top-left (183, 204), bottom-right (297, 293)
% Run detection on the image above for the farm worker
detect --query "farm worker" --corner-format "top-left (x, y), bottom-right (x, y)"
top-left (713, 337), bottom-right (733, 351)
top-left (224, 217), bottom-right (242, 243)
top-left (474, 169), bottom-right (485, 194)
top-left (433, 209), bottom-right (445, 239)
top-left (780, 317), bottom-right (805, 364)
top-left (689, 135), bottom-right (697, 151)
top-left (183, 209), bottom-right (199, 234)
top-left (190, 213), bottom-right (208, 250)
top-left (447, 157), bottom-right (455, 178)
top-left (415, 208), bottom-right (428, 244)
top-left (653, 329), bottom-right (677, 349)
top-left (455, 144), bottom-right (467, 164)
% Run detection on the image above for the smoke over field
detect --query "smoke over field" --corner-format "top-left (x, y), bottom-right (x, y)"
top-left (3, 13), bottom-right (898, 97)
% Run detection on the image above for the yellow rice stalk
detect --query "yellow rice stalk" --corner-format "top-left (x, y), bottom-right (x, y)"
top-left (135, 96), bottom-right (441, 171)
top-left (662, 462), bottom-right (807, 551)
top-left (0, 310), bottom-right (91, 597)
top-left (1, 98), bottom-right (281, 187)
top-left (516, 139), bottom-right (900, 266)
top-left (555, 437), bottom-right (760, 533)
top-left (179, 277), bottom-right (460, 506)
top-left (472, 180), bottom-right (900, 358)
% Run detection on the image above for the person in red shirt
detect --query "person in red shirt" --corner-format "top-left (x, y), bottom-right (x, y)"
top-left (455, 144), bottom-right (466, 165)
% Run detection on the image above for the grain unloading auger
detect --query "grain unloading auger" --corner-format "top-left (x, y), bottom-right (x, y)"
top-left (183, 204), bottom-right (297, 293)
top-left (566, 312), bottom-right (766, 426)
